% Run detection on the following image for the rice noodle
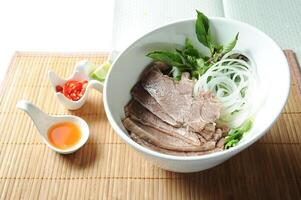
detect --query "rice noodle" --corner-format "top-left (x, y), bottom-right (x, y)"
top-left (193, 51), bottom-right (257, 127)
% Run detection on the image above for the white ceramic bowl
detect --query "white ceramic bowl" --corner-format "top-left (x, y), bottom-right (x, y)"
top-left (103, 18), bottom-right (290, 172)
top-left (48, 61), bottom-right (103, 110)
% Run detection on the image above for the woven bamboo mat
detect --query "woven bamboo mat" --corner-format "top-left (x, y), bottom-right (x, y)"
top-left (0, 50), bottom-right (300, 199)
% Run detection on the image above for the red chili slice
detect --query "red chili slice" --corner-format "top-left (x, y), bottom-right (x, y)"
top-left (56, 85), bottom-right (63, 93)
top-left (56, 79), bottom-right (88, 101)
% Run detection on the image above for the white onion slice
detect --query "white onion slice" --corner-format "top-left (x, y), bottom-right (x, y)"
top-left (194, 51), bottom-right (257, 127)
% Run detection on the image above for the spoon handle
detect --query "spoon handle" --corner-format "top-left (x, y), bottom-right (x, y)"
top-left (16, 100), bottom-right (50, 134)
top-left (89, 80), bottom-right (103, 93)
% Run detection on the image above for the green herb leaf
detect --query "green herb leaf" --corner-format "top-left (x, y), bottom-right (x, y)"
top-left (222, 33), bottom-right (239, 55)
top-left (207, 31), bottom-right (218, 54)
top-left (146, 51), bottom-right (184, 67)
top-left (239, 119), bottom-right (253, 133)
top-left (224, 119), bottom-right (253, 149)
top-left (189, 58), bottom-right (211, 78)
top-left (170, 66), bottom-right (182, 80)
top-left (176, 47), bottom-right (198, 70)
top-left (186, 55), bottom-right (197, 67)
top-left (195, 10), bottom-right (210, 48)
top-left (184, 38), bottom-right (200, 58)
top-left (196, 58), bottom-right (205, 68)
top-left (195, 10), bottom-right (222, 55)
top-left (146, 12), bottom-right (241, 82)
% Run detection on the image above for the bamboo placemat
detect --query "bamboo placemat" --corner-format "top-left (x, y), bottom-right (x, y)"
top-left (0, 50), bottom-right (300, 199)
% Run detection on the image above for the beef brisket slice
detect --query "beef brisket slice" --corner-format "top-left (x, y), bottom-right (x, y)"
top-left (130, 132), bottom-right (223, 156)
top-left (124, 99), bottom-right (201, 146)
top-left (141, 69), bottom-right (221, 133)
top-left (131, 84), bottom-right (180, 127)
top-left (141, 70), bottom-right (192, 123)
top-left (186, 92), bottom-right (221, 134)
top-left (124, 65), bottom-right (226, 156)
top-left (123, 118), bottom-right (215, 152)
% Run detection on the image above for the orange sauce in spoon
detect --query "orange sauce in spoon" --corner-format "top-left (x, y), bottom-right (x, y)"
top-left (48, 122), bottom-right (81, 149)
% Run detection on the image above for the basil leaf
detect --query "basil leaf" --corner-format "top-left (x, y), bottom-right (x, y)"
top-left (195, 10), bottom-right (210, 48)
top-left (196, 58), bottom-right (205, 68)
top-left (207, 30), bottom-right (218, 53)
top-left (184, 38), bottom-right (200, 58)
top-left (176, 48), bottom-right (196, 69)
top-left (146, 51), bottom-right (184, 67)
top-left (189, 58), bottom-right (210, 78)
top-left (195, 10), bottom-right (221, 55)
top-left (185, 38), bottom-right (195, 49)
top-left (186, 55), bottom-right (197, 67)
top-left (222, 33), bottom-right (239, 54)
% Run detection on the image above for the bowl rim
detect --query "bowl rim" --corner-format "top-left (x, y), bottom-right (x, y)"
top-left (103, 17), bottom-right (291, 161)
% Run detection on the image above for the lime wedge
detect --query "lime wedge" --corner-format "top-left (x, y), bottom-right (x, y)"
top-left (90, 62), bottom-right (111, 82)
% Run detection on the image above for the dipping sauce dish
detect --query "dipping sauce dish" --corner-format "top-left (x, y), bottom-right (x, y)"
top-left (16, 100), bottom-right (89, 154)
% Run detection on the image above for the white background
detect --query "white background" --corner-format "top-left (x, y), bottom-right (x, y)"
top-left (1, 0), bottom-right (300, 83)
top-left (0, 0), bottom-right (114, 81)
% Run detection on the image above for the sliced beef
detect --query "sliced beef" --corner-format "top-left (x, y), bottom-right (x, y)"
top-left (186, 92), bottom-right (221, 133)
top-left (152, 61), bottom-right (170, 71)
top-left (175, 72), bottom-right (195, 96)
top-left (198, 92), bottom-right (221, 122)
top-left (141, 61), bottom-right (169, 76)
top-left (123, 64), bottom-right (227, 156)
top-left (213, 129), bottom-right (223, 141)
top-left (124, 99), bottom-right (201, 146)
top-left (141, 70), bottom-right (192, 123)
top-left (131, 84), bottom-right (180, 127)
top-left (131, 132), bottom-right (223, 156)
top-left (123, 118), bottom-right (215, 152)
top-left (216, 137), bottom-right (225, 149)
top-left (141, 69), bottom-right (221, 131)
top-left (186, 99), bottom-right (208, 132)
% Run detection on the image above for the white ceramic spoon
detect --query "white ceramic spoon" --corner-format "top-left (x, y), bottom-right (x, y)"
top-left (16, 100), bottom-right (89, 154)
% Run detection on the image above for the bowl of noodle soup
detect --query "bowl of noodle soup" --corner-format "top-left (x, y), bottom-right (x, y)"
top-left (103, 17), bottom-right (290, 172)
